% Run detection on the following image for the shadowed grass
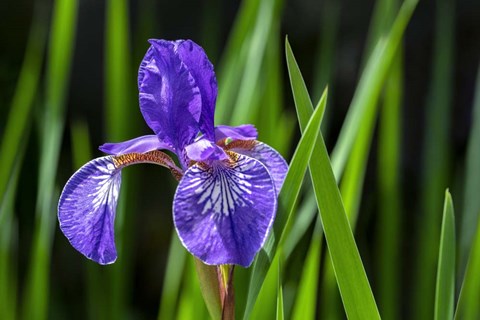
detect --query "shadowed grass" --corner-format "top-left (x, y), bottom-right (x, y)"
top-left (22, 0), bottom-right (78, 319)
top-left (413, 0), bottom-right (454, 317)
top-left (434, 190), bottom-right (455, 320)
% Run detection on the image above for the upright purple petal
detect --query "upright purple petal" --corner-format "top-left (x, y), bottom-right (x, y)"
top-left (175, 40), bottom-right (217, 140)
top-left (58, 157), bottom-right (121, 265)
top-left (230, 141), bottom-right (288, 194)
top-left (173, 154), bottom-right (276, 267)
top-left (214, 125), bottom-right (258, 142)
top-left (99, 135), bottom-right (173, 155)
top-left (138, 40), bottom-right (202, 153)
top-left (185, 138), bottom-right (228, 162)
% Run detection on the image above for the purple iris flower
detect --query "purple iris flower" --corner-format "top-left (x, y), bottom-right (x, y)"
top-left (58, 39), bottom-right (288, 268)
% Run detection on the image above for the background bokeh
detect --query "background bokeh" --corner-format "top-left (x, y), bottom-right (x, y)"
top-left (1, 0), bottom-right (479, 319)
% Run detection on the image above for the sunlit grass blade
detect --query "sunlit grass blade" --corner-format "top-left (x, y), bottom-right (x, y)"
top-left (434, 190), bottom-right (455, 320)
top-left (329, 0), bottom-right (418, 179)
top-left (459, 65), bottom-right (480, 283)
top-left (276, 260), bottom-right (284, 320)
top-left (286, 39), bottom-right (380, 319)
top-left (455, 210), bottom-right (480, 319)
top-left (242, 89), bottom-right (327, 320)
top-left (311, 0), bottom-right (339, 138)
top-left (413, 0), bottom-right (454, 317)
top-left (290, 220), bottom-right (322, 320)
top-left (251, 254), bottom-right (280, 319)
top-left (214, 0), bottom-right (261, 123)
top-left (105, 0), bottom-right (138, 317)
top-left (0, 2), bottom-right (47, 206)
top-left (376, 50), bottom-right (403, 319)
top-left (176, 256), bottom-right (208, 320)
top-left (22, 0), bottom-right (78, 319)
top-left (0, 148), bottom-right (24, 320)
top-left (230, 0), bottom-right (283, 125)
top-left (158, 233), bottom-right (188, 320)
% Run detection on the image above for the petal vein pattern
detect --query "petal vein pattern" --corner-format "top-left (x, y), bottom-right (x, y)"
top-left (173, 154), bottom-right (276, 267)
top-left (58, 157), bottom-right (121, 265)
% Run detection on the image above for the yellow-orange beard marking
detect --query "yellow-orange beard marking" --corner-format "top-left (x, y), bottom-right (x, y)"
top-left (222, 139), bottom-right (257, 151)
top-left (113, 150), bottom-right (183, 181)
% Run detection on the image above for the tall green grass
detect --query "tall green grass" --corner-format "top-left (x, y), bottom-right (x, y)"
top-left (1, 0), bottom-right (478, 319)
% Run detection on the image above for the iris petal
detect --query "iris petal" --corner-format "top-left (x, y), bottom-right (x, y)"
top-left (214, 124), bottom-right (258, 141)
top-left (58, 157), bottom-right (121, 265)
top-left (99, 135), bottom-right (173, 155)
top-left (173, 154), bottom-right (276, 267)
top-left (185, 138), bottom-right (228, 162)
top-left (138, 40), bottom-right (202, 155)
top-left (227, 141), bottom-right (288, 194)
top-left (175, 40), bottom-right (217, 141)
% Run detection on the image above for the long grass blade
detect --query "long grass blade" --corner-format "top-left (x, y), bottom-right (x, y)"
top-left (413, 0), bottom-right (455, 317)
top-left (434, 190), bottom-right (455, 320)
top-left (242, 89), bottom-right (327, 320)
top-left (0, 2), bottom-right (47, 207)
top-left (276, 260), bottom-right (284, 320)
top-left (158, 234), bottom-right (188, 320)
top-left (459, 65), bottom-right (480, 283)
top-left (286, 39), bottom-right (380, 319)
top-left (454, 64), bottom-right (480, 320)
top-left (105, 0), bottom-right (137, 317)
top-left (22, 0), bottom-right (78, 319)
top-left (329, 0), bottom-right (418, 179)
top-left (290, 220), bottom-right (322, 320)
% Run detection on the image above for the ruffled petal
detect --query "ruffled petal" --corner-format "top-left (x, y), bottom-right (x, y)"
top-left (185, 138), bottom-right (228, 162)
top-left (173, 154), bottom-right (276, 267)
top-left (138, 40), bottom-right (202, 153)
top-left (214, 124), bottom-right (258, 142)
top-left (227, 141), bottom-right (288, 194)
top-left (58, 157), bottom-right (121, 265)
top-left (175, 40), bottom-right (217, 140)
top-left (99, 135), bottom-right (173, 155)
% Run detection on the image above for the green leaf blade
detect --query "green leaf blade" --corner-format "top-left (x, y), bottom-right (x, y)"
top-left (434, 190), bottom-right (455, 320)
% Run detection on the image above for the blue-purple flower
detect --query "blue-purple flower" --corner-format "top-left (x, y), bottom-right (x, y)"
top-left (58, 39), bottom-right (288, 268)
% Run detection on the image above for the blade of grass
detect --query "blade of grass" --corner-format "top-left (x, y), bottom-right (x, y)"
top-left (329, 0), bottom-right (418, 179)
top-left (242, 89), bottom-right (327, 319)
top-left (458, 65), bottom-right (480, 284)
top-left (287, 39), bottom-right (380, 320)
top-left (0, 148), bottom-right (24, 320)
top-left (455, 209), bottom-right (480, 319)
top-left (434, 190), bottom-right (455, 320)
top-left (105, 0), bottom-right (137, 317)
top-left (290, 220), bottom-right (322, 320)
top-left (376, 49), bottom-right (403, 319)
top-left (176, 256), bottom-right (208, 320)
top-left (158, 233), bottom-right (188, 320)
top-left (312, 0), bottom-right (340, 138)
top-left (22, 0), bottom-right (78, 319)
top-left (454, 64), bottom-right (480, 320)
top-left (0, 1), bottom-right (47, 207)
top-left (214, 0), bottom-right (261, 123)
top-left (276, 260), bottom-right (284, 320)
top-left (230, 0), bottom-right (283, 125)
top-left (413, 0), bottom-right (454, 317)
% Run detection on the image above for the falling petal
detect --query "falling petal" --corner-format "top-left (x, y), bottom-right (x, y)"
top-left (173, 154), bottom-right (276, 267)
top-left (58, 157), bottom-right (121, 264)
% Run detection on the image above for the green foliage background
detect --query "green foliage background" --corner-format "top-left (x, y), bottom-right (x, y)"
top-left (0, 0), bottom-right (479, 319)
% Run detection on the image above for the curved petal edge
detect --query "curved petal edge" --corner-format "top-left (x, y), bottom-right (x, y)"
top-left (58, 156), bottom-right (121, 265)
top-left (173, 154), bottom-right (276, 267)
